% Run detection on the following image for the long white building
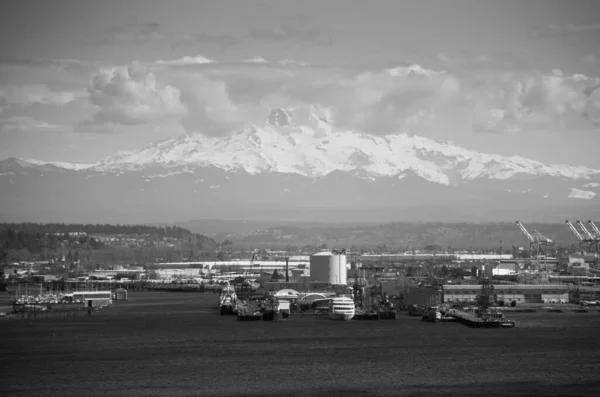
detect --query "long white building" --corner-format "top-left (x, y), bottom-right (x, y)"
top-left (442, 284), bottom-right (570, 304)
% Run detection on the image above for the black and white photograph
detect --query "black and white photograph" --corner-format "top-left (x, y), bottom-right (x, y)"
top-left (1, 1), bottom-right (600, 396)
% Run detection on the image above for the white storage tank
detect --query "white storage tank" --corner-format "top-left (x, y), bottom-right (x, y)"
top-left (310, 251), bottom-right (347, 285)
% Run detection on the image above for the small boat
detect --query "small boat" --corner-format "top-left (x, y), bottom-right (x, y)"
top-left (219, 283), bottom-right (238, 315)
top-left (422, 306), bottom-right (442, 322)
top-left (500, 320), bottom-right (516, 328)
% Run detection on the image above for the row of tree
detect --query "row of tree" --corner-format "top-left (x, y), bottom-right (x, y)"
top-left (0, 223), bottom-right (218, 263)
top-left (0, 222), bottom-right (212, 240)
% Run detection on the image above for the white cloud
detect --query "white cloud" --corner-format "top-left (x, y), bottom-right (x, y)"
top-left (188, 62), bottom-right (600, 136)
top-left (0, 84), bottom-right (85, 106)
top-left (156, 55), bottom-right (216, 66)
top-left (278, 59), bottom-right (309, 66)
top-left (86, 62), bottom-right (187, 125)
top-left (582, 182), bottom-right (600, 188)
top-left (568, 188), bottom-right (596, 200)
top-left (243, 56), bottom-right (268, 64)
top-left (69, 56), bottom-right (600, 138)
top-left (470, 70), bottom-right (600, 134)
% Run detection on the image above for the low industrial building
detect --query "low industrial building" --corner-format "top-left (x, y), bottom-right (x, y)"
top-left (403, 287), bottom-right (441, 307)
top-left (442, 284), bottom-right (570, 304)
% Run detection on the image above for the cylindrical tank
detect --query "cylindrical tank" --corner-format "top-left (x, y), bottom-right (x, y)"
top-left (310, 252), bottom-right (347, 285)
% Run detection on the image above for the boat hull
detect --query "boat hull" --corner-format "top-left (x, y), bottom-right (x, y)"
top-left (329, 312), bottom-right (355, 321)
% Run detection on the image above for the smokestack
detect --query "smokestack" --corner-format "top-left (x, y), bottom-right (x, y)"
top-left (285, 257), bottom-right (289, 282)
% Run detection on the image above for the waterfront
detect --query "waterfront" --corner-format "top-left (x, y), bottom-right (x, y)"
top-left (2, 291), bottom-right (600, 396)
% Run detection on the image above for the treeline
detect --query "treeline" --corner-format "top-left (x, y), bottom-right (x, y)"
top-left (0, 228), bottom-right (105, 254)
top-left (0, 223), bottom-right (218, 257)
top-left (0, 223), bottom-right (211, 240)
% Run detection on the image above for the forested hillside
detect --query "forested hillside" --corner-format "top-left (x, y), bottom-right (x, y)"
top-left (0, 223), bottom-right (218, 264)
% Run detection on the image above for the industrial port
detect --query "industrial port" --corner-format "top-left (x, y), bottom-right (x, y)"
top-left (3, 220), bottom-right (600, 320)
top-left (2, 219), bottom-right (600, 396)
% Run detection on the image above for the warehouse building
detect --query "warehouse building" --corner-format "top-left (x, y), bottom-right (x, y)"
top-left (442, 284), bottom-right (570, 304)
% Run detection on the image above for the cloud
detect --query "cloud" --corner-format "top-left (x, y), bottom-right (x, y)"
top-left (85, 62), bottom-right (187, 126)
top-left (240, 57), bottom-right (309, 67)
top-left (278, 59), bottom-right (309, 67)
top-left (0, 84), bottom-right (85, 106)
top-left (472, 69), bottom-right (600, 134)
top-left (243, 56), bottom-right (269, 64)
top-left (69, 56), bottom-right (600, 138)
top-left (176, 61), bottom-right (600, 136)
top-left (156, 55), bottom-right (216, 66)
top-left (568, 188), bottom-right (596, 200)
top-left (0, 116), bottom-right (66, 132)
top-left (0, 96), bottom-right (7, 112)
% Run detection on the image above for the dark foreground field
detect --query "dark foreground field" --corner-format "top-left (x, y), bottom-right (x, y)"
top-left (2, 292), bottom-right (600, 397)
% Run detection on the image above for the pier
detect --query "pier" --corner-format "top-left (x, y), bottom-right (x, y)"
top-left (445, 309), bottom-right (516, 328)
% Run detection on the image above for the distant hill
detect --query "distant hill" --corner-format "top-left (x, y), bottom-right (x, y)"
top-left (177, 219), bottom-right (596, 251)
top-left (0, 223), bottom-right (218, 264)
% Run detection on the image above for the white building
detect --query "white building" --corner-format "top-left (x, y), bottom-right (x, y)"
top-left (310, 252), bottom-right (348, 285)
top-left (443, 284), bottom-right (570, 304)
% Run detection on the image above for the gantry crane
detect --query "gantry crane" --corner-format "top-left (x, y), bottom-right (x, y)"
top-left (588, 220), bottom-right (600, 239)
top-left (587, 220), bottom-right (600, 253)
top-left (516, 221), bottom-right (552, 258)
top-left (576, 221), bottom-right (599, 254)
top-left (566, 220), bottom-right (595, 254)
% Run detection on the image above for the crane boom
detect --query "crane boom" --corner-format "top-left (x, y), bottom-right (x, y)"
top-left (532, 230), bottom-right (552, 243)
top-left (576, 221), bottom-right (595, 240)
top-left (588, 220), bottom-right (600, 239)
top-left (566, 220), bottom-right (584, 241)
top-left (516, 221), bottom-right (534, 242)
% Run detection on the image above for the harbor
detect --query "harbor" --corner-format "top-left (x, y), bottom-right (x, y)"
top-left (3, 288), bottom-right (600, 397)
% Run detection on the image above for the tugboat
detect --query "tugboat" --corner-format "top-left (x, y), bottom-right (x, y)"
top-left (422, 306), bottom-right (442, 322)
top-left (377, 295), bottom-right (397, 320)
top-left (219, 282), bottom-right (238, 315)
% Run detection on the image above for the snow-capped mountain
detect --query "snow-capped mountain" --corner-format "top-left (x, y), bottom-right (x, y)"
top-left (55, 106), bottom-right (600, 182)
top-left (1, 105), bottom-right (599, 224)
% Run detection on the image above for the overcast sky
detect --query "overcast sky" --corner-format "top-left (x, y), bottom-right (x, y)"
top-left (1, 0), bottom-right (600, 167)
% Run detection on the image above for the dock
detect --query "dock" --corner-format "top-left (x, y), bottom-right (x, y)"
top-left (445, 309), bottom-right (516, 328)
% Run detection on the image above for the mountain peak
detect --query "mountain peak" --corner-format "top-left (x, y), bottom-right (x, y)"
top-left (4, 105), bottom-right (600, 185)
top-left (267, 108), bottom-right (295, 127)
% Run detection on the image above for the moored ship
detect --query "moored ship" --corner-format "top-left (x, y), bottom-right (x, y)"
top-left (219, 283), bottom-right (238, 315)
top-left (328, 295), bottom-right (356, 321)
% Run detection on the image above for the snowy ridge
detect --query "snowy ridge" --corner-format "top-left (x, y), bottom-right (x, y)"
top-left (17, 157), bottom-right (98, 171)
top-left (90, 105), bottom-right (600, 185)
top-left (9, 105), bottom-right (600, 186)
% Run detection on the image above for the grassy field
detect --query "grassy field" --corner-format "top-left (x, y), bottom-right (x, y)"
top-left (2, 291), bottom-right (600, 397)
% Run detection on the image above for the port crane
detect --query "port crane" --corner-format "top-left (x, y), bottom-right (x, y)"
top-left (587, 220), bottom-right (600, 253)
top-left (515, 221), bottom-right (552, 258)
top-left (566, 220), bottom-right (595, 254)
top-left (576, 221), bottom-right (599, 254)
top-left (588, 220), bottom-right (600, 239)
